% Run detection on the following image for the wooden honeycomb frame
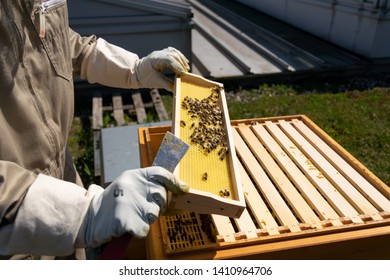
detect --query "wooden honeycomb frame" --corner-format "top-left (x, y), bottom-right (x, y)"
top-left (168, 73), bottom-right (245, 218)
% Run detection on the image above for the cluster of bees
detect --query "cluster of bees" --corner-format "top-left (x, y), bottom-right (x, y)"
top-left (167, 213), bottom-right (202, 247)
top-left (166, 213), bottom-right (216, 249)
top-left (219, 189), bottom-right (230, 198)
top-left (199, 214), bottom-right (216, 243)
top-left (181, 87), bottom-right (229, 161)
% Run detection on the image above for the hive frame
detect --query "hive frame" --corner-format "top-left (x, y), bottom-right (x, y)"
top-left (168, 73), bottom-right (245, 218)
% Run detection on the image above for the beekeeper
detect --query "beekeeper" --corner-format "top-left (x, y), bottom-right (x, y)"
top-left (0, 0), bottom-right (190, 259)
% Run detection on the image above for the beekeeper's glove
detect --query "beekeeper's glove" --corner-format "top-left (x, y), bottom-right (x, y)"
top-left (0, 166), bottom-right (188, 257)
top-left (76, 166), bottom-right (188, 248)
top-left (132, 47), bottom-right (190, 91)
top-left (80, 38), bottom-right (190, 92)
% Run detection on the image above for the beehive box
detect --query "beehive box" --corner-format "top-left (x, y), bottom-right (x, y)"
top-left (168, 73), bottom-right (245, 218)
top-left (137, 115), bottom-right (390, 259)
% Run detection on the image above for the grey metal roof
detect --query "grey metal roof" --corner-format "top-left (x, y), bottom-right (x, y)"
top-left (189, 0), bottom-right (364, 80)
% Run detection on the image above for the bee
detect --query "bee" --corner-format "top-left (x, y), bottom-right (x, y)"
top-left (219, 146), bottom-right (228, 160)
top-left (202, 172), bottom-right (208, 181)
top-left (180, 120), bottom-right (186, 127)
top-left (190, 130), bottom-right (197, 139)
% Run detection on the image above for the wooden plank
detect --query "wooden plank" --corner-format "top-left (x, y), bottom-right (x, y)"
top-left (143, 129), bottom-right (155, 166)
top-left (237, 160), bottom-right (280, 235)
top-left (132, 92), bottom-right (147, 124)
top-left (92, 90), bottom-right (103, 177)
top-left (150, 89), bottom-right (169, 121)
top-left (232, 128), bottom-right (301, 233)
top-left (93, 131), bottom-right (101, 177)
top-left (212, 215), bottom-right (236, 242)
top-left (92, 90), bottom-right (103, 130)
top-left (234, 209), bottom-right (259, 239)
top-left (237, 125), bottom-right (323, 229)
top-left (278, 120), bottom-right (382, 221)
top-left (265, 120), bottom-right (363, 224)
top-left (252, 124), bottom-right (343, 227)
top-left (112, 92), bottom-right (125, 126)
top-left (292, 119), bottom-right (390, 212)
top-left (211, 225), bottom-right (390, 260)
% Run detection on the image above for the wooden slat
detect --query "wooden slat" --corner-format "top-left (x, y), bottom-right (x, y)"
top-left (278, 120), bottom-right (382, 221)
top-left (234, 209), bottom-right (258, 239)
top-left (211, 225), bottom-right (390, 260)
top-left (237, 125), bottom-right (323, 229)
top-left (212, 215), bottom-right (236, 242)
top-left (112, 92), bottom-right (125, 126)
top-left (92, 90), bottom-right (103, 130)
top-left (265, 121), bottom-right (363, 224)
top-left (238, 161), bottom-right (280, 235)
top-left (102, 104), bottom-right (136, 112)
top-left (232, 128), bottom-right (301, 233)
top-left (252, 124), bottom-right (343, 227)
top-left (93, 131), bottom-right (101, 177)
top-left (292, 119), bottom-right (390, 212)
top-left (92, 90), bottom-right (103, 177)
top-left (132, 92), bottom-right (147, 123)
top-left (150, 89), bottom-right (169, 121)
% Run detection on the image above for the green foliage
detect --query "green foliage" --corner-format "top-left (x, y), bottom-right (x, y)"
top-left (68, 117), bottom-right (97, 186)
top-left (161, 94), bottom-right (173, 119)
top-left (103, 111), bottom-right (115, 127)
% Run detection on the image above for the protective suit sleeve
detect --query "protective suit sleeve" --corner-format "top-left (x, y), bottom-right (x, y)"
top-left (79, 37), bottom-right (139, 89)
top-left (0, 174), bottom-right (94, 257)
top-left (0, 167), bottom-right (188, 257)
top-left (79, 38), bottom-right (190, 91)
top-left (68, 28), bottom-right (97, 77)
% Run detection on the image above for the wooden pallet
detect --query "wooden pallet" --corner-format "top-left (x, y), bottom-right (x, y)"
top-left (137, 115), bottom-right (390, 259)
top-left (92, 88), bottom-right (169, 177)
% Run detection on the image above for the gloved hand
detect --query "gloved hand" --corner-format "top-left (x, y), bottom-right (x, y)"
top-left (133, 47), bottom-right (190, 91)
top-left (76, 166), bottom-right (188, 248)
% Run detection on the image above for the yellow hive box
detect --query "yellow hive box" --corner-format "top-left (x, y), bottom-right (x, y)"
top-left (169, 73), bottom-right (245, 218)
